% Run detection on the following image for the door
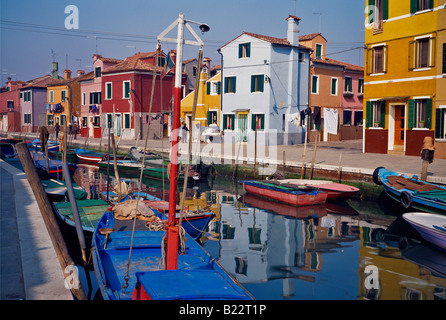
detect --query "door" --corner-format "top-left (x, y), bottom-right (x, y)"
top-left (237, 113), bottom-right (248, 142)
top-left (394, 105), bottom-right (405, 146)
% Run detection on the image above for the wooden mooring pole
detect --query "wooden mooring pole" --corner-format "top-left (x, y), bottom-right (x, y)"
top-left (16, 142), bottom-right (88, 300)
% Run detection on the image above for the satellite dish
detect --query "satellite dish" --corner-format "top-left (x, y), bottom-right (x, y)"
top-left (199, 24), bottom-right (210, 33)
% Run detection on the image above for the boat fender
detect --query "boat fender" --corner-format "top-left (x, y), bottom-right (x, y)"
top-left (400, 191), bottom-right (412, 209)
top-left (373, 167), bottom-right (384, 185)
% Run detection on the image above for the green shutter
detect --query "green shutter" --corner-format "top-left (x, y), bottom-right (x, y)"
top-left (207, 111), bottom-right (212, 124)
top-left (429, 0), bottom-right (433, 9)
top-left (260, 114), bottom-right (265, 130)
top-left (232, 77), bottom-right (236, 93)
top-left (207, 82), bottom-right (211, 95)
top-left (251, 75), bottom-right (255, 93)
top-left (223, 114), bottom-right (228, 129)
top-left (408, 99), bottom-right (415, 129)
top-left (426, 99), bottom-right (433, 129)
top-left (312, 76), bottom-right (318, 93)
top-left (442, 43), bottom-right (446, 74)
top-left (239, 44), bottom-right (243, 59)
top-left (231, 114), bottom-right (235, 129)
top-left (380, 100), bottom-right (386, 128)
top-left (260, 75), bottom-right (264, 92)
top-left (246, 43), bottom-right (251, 58)
top-left (217, 81), bottom-right (221, 94)
top-left (251, 114), bottom-right (256, 131)
top-left (410, 0), bottom-right (418, 13)
top-left (436, 109), bottom-right (444, 139)
top-left (224, 77), bottom-right (228, 93)
top-left (366, 101), bottom-right (373, 128)
top-left (125, 114), bottom-right (130, 128)
top-left (316, 45), bottom-right (322, 59)
top-left (383, 0), bottom-right (389, 20)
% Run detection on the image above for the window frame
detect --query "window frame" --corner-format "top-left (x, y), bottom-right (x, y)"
top-left (224, 76), bottom-right (236, 94)
top-left (311, 75), bottom-right (319, 94)
top-left (122, 80), bottom-right (131, 99)
top-left (331, 77), bottom-right (339, 96)
top-left (239, 43), bottom-right (251, 59)
top-left (251, 74), bottom-right (265, 93)
top-left (315, 44), bottom-right (323, 59)
top-left (105, 82), bottom-right (112, 100)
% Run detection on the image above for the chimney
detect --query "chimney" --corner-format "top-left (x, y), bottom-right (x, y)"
top-left (64, 69), bottom-right (72, 80)
top-left (286, 15), bottom-right (301, 47)
top-left (52, 62), bottom-right (59, 79)
top-left (77, 70), bottom-right (85, 77)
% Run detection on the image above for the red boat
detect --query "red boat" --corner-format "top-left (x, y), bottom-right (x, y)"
top-left (241, 180), bottom-right (327, 206)
top-left (275, 179), bottom-right (360, 199)
top-left (75, 148), bottom-right (124, 164)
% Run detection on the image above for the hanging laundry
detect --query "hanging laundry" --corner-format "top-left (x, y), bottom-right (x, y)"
top-left (324, 108), bottom-right (338, 135)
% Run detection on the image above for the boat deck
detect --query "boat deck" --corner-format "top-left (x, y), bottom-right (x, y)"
top-left (387, 176), bottom-right (444, 192)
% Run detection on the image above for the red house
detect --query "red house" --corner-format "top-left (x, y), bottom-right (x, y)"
top-left (101, 51), bottom-right (186, 140)
top-left (0, 78), bottom-right (28, 133)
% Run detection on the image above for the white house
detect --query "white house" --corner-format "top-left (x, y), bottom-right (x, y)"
top-left (218, 15), bottom-right (311, 146)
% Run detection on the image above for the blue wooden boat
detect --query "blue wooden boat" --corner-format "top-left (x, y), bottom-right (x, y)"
top-left (92, 209), bottom-right (252, 300)
top-left (34, 159), bottom-right (76, 179)
top-left (100, 191), bottom-right (214, 240)
top-left (373, 167), bottom-right (446, 214)
top-left (31, 138), bottom-right (59, 152)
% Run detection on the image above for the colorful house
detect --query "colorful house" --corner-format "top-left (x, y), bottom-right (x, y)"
top-left (180, 68), bottom-right (221, 131)
top-left (218, 15), bottom-right (311, 146)
top-left (79, 54), bottom-right (122, 139)
top-left (0, 78), bottom-right (28, 132)
top-left (300, 33), bottom-right (364, 142)
top-left (46, 70), bottom-right (93, 133)
top-left (435, 0), bottom-right (446, 158)
top-left (364, 0), bottom-right (445, 158)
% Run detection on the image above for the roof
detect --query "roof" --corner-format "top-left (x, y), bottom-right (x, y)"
top-left (313, 57), bottom-right (364, 72)
top-left (221, 32), bottom-right (312, 51)
top-left (46, 71), bottom-right (94, 87)
top-left (93, 54), bottom-right (123, 64)
top-left (20, 75), bottom-right (66, 89)
top-left (102, 51), bottom-right (163, 74)
top-left (299, 33), bottom-right (327, 42)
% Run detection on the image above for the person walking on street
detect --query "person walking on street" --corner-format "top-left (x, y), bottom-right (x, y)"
top-left (55, 122), bottom-right (60, 140)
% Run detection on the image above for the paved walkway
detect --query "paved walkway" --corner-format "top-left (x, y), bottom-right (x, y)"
top-left (0, 160), bottom-right (72, 300)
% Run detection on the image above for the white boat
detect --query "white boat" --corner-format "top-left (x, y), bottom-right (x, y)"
top-left (403, 212), bottom-right (446, 251)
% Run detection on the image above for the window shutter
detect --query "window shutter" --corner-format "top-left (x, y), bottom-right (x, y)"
top-left (224, 77), bottom-right (229, 93)
top-left (251, 114), bottom-right (256, 131)
top-left (426, 99), bottom-right (433, 129)
top-left (380, 100), bottom-right (386, 128)
top-left (429, 0), bottom-right (433, 9)
top-left (408, 99), bottom-right (415, 129)
top-left (217, 81), bottom-right (221, 94)
top-left (223, 114), bottom-right (227, 129)
top-left (207, 111), bottom-right (212, 125)
top-left (436, 109), bottom-right (444, 139)
top-left (260, 114), bottom-right (265, 130)
top-left (251, 75), bottom-right (255, 93)
top-left (410, 0), bottom-right (418, 13)
top-left (238, 44), bottom-right (243, 59)
top-left (442, 43), bottom-right (446, 74)
top-left (232, 77), bottom-right (236, 93)
top-left (246, 43), bottom-right (251, 58)
top-left (207, 82), bottom-right (211, 95)
top-left (383, 0), bottom-right (389, 20)
top-left (231, 115), bottom-right (235, 130)
top-left (366, 101), bottom-right (373, 128)
top-left (260, 75), bottom-right (264, 92)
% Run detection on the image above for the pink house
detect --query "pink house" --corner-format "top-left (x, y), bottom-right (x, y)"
top-left (79, 54), bottom-right (122, 138)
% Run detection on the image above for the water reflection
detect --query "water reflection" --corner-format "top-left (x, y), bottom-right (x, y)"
top-left (71, 165), bottom-right (446, 300)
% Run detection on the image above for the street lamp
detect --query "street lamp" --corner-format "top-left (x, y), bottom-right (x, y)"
top-left (157, 13), bottom-right (209, 270)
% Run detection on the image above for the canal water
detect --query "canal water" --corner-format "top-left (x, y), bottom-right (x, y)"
top-left (68, 163), bottom-right (446, 300)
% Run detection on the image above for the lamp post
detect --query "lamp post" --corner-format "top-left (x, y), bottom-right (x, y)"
top-left (157, 13), bottom-right (209, 270)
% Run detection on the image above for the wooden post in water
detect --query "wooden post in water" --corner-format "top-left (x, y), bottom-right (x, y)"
top-left (16, 142), bottom-right (88, 300)
top-left (300, 129), bottom-right (308, 179)
top-left (338, 152), bottom-right (343, 182)
top-left (310, 130), bottom-right (319, 179)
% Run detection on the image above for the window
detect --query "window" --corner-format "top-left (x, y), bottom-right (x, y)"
top-left (49, 90), bottom-right (54, 103)
top-left (82, 92), bottom-right (86, 105)
top-left (47, 114), bottom-right (54, 126)
top-left (7, 101), bottom-right (14, 111)
top-left (123, 81), bottom-right (131, 99)
top-left (90, 92), bottom-right (102, 104)
top-left (23, 91), bottom-right (31, 102)
top-left (207, 111), bottom-right (218, 125)
top-left (239, 43), bottom-right (251, 59)
top-left (366, 100), bottom-right (385, 128)
top-left (315, 44), bottom-right (323, 59)
top-left (61, 90), bottom-right (67, 102)
top-left (354, 111), bottom-right (364, 126)
top-left (367, 45), bottom-right (387, 74)
top-left (344, 77), bottom-right (352, 93)
top-left (24, 114), bottom-right (31, 124)
top-left (82, 116), bottom-right (87, 128)
top-left (158, 57), bottom-right (165, 67)
top-left (358, 79), bottom-right (364, 94)
top-left (251, 75), bottom-right (264, 93)
top-left (95, 66), bottom-right (101, 78)
top-left (443, 43), bottom-right (446, 74)
top-left (410, 36), bottom-right (435, 70)
top-left (224, 76), bottom-right (236, 94)
top-left (251, 114), bottom-right (265, 131)
top-left (331, 77), bottom-right (338, 96)
top-left (124, 113), bottom-right (131, 129)
top-left (107, 114), bottom-right (113, 128)
top-left (61, 115), bottom-right (66, 126)
top-left (106, 82), bottom-right (112, 100)
top-left (94, 116), bottom-right (100, 127)
top-left (411, 0), bottom-right (433, 13)
top-left (223, 114), bottom-right (235, 130)
top-left (311, 75), bottom-right (319, 94)
top-left (207, 81), bottom-right (221, 95)
top-left (436, 108), bottom-right (446, 139)
top-left (408, 98), bottom-right (432, 129)
top-left (299, 52), bottom-right (305, 63)
top-left (343, 110), bottom-right (352, 125)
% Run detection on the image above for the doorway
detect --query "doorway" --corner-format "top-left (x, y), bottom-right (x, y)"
top-left (394, 105), bottom-right (405, 147)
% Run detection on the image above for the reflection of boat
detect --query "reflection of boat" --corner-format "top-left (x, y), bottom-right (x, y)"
top-left (97, 159), bottom-right (142, 174)
top-left (275, 179), bottom-right (360, 199)
top-left (325, 200), bottom-right (359, 216)
top-left (242, 193), bottom-right (327, 219)
top-left (0, 140), bottom-right (18, 158)
top-left (34, 159), bottom-right (76, 179)
top-left (42, 179), bottom-right (87, 202)
top-left (128, 146), bottom-right (164, 167)
top-left (403, 212), bottom-right (446, 250)
top-left (374, 167), bottom-right (446, 214)
top-left (240, 180), bottom-right (327, 206)
top-left (92, 209), bottom-right (252, 300)
top-left (401, 243), bottom-right (446, 278)
top-left (53, 199), bottom-right (111, 233)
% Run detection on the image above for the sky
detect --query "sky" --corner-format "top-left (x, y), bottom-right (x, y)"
top-left (0, 0), bottom-right (366, 85)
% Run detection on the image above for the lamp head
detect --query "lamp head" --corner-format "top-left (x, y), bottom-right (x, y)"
top-left (199, 24), bottom-right (210, 33)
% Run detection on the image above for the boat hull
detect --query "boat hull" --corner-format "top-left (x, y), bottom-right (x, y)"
top-left (403, 212), bottom-right (446, 250)
top-left (241, 180), bottom-right (327, 206)
top-left (276, 179), bottom-right (359, 199)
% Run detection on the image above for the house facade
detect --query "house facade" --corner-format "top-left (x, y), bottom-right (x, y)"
top-left (301, 33), bottom-right (364, 142)
top-left (364, 0), bottom-right (446, 158)
top-left (101, 51), bottom-right (186, 140)
top-left (218, 15), bottom-right (311, 146)
top-left (435, 0), bottom-right (446, 158)
top-left (181, 69), bottom-right (221, 130)
top-left (79, 54), bottom-right (122, 139)
top-left (0, 79), bottom-right (27, 132)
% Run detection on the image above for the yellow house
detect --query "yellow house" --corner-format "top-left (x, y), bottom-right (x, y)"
top-left (46, 70), bottom-right (91, 130)
top-left (181, 70), bottom-right (221, 129)
top-left (364, 0), bottom-right (445, 158)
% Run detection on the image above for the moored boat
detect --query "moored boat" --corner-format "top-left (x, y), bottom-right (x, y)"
top-left (75, 148), bottom-right (124, 164)
top-left (240, 180), bottom-right (327, 206)
top-left (34, 159), bottom-right (76, 179)
top-left (31, 138), bottom-right (59, 152)
top-left (373, 167), bottom-right (446, 214)
top-left (403, 212), bottom-right (446, 251)
top-left (275, 179), bottom-right (359, 199)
